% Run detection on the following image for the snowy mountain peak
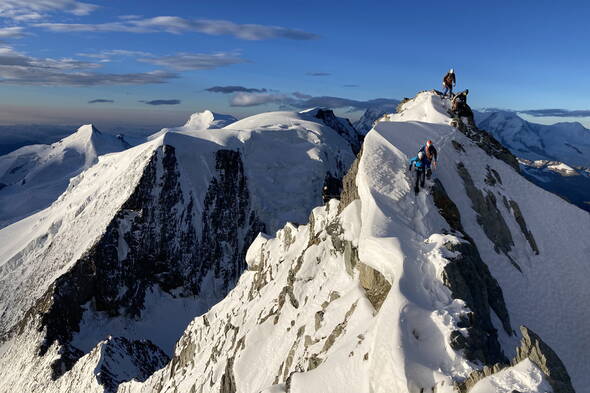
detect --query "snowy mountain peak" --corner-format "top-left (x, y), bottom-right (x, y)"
top-left (183, 110), bottom-right (237, 130)
top-left (76, 124), bottom-right (102, 136)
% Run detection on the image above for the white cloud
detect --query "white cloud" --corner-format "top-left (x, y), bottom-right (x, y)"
top-left (231, 92), bottom-right (293, 107)
top-left (230, 91), bottom-right (400, 111)
top-left (0, 46), bottom-right (177, 86)
top-left (0, 27), bottom-right (25, 39)
top-left (77, 49), bottom-right (153, 60)
top-left (0, 0), bottom-right (98, 20)
top-left (35, 16), bottom-right (319, 40)
top-left (139, 52), bottom-right (247, 71)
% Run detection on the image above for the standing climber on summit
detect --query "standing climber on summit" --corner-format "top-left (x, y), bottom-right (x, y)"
top-left (419, 140), bottom-right (438, 179)
top-left (408, 151), bottom-right (429, 194)
top-left (442, 69), bottom-right (456, 98)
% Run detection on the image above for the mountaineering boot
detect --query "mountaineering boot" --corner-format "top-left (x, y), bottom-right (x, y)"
top-left (426, 169), bottom-right (432, 179)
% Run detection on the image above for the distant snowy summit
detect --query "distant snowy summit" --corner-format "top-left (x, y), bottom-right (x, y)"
top-left (148, 110), bottom-right (237, 141)
top-left (0, 124), bottom-right (130, 228)
top-left (183, 110), bottom-right (237, 130)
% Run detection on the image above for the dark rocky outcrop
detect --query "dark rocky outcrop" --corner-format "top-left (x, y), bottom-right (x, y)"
top-left (358, 263), bottom-right (390, 312)
top-left (450, 117), bottom-right (520, 172)
top-left (431, 179), bottom-right (512, 366)
top-left (456, 162), bottom-right (516, 258)
top-left (32, 146), bottom-right (263, 385)
top-left (322, 173), bottom-right (343, 203)
top-left (502, 197), bottom-right (539, 255)
top-left (442, 240), bottom-right (512, 365)
top-left (95, 337), bottom-right (170, 393)
top-left (338, 146), bottom-right (362, 213)
top-left (514, 326), bottom-right (574, 393)
top-left (431, 179), bottom-right (464, 233)
top-left (484, 165), bottom-right (502, 186)
top-left (455, 326), bottom-right (575, 393)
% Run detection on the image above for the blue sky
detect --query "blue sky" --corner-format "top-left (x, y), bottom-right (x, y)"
top-left (1, 0), bottom-right (590, 129)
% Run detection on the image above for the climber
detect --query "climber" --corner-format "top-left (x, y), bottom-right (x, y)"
top-left (451, 89), bottom-right (473, 118)
top-left (408, 151), bottom-right (429, 194)
top-left (419, 140), bottom-right (438, 179)
top-left (442, 69), bottom-right (456, 98)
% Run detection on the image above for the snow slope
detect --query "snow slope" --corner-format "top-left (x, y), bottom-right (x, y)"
top-left (0, 124), bottom-right (130, 228)
top-left (108, 91), bottom-right (584, 393)
top-left (0, 109), bottom-right (356, 392)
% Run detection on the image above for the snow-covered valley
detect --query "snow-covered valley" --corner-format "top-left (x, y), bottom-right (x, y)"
top-left (0, 92), bottom-right (587, 393)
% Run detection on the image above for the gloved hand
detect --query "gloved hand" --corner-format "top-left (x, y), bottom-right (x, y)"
top-left (432, 161), bottom-right (437, 169)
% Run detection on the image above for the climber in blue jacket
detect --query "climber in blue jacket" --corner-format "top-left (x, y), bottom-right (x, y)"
top-left (408, 151), bottom-right (430, 194)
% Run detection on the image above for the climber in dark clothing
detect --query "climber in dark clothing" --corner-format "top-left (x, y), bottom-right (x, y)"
top-left (408, 151), bottom-right (429, 194)
top-left (419, 140), bottom-right (438, 179)
top-left (442, 69), bottom-right (456, 98)
top-left (451, 89), bottom-right (473, 118)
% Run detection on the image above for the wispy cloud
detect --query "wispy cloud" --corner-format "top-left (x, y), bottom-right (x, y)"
top-left (205, 85), bottom-right (267, 94)
top-left (140, 99), bottom-right (181, 106)
top-left (0, 46), bottom-right (177, 86)
top-left (231, 92), bottom-right (292, 107)
top-left (88, 99), bottom-right (114, 104)
top-left (0, 27), bottom-right (25, 39)
top-left (306, 72), bottom-right (331, 76)
top-left (521, 109), bottom-right (590, 118)
top-left (0, 0), bottom-right (98, 21)
top-left (230, 91), bottom-right (399, 111)
top-left (35, 17), bottom-right (319, 40)
top-left (77, 49), bottom-right (152, 60)
top-left (343, 84), bottom-right (359, 88)
top-left (139, 52), bottom-right (246, 71)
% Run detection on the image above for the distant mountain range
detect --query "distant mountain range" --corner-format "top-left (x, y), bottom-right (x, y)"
top-left (476, 110), bottom-right (590, 211)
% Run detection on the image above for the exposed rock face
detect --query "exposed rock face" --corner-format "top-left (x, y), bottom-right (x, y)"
top-left (94, 337), bottom-right (170, 393)
top-left (357, 263), bottom-right (390, 312)
top-left (515, 326), bottom-right (575, 393)
top-left (455, 326), bottom-right (575, 393)
top-left (456, 162), bottom-right (516, 258)
top-left (199, 149), bottom-right (266, 288)
top-left (450, 117), bottom-right (520, 172)
top-left (442, 240), bottom-right (512, 365)
top-left (432, 178), bottom-right (512, 366)
top-left (28, 146), bottom-right (263, 384)
top-left (502, 197), bottom-right (540, 255)
top-left (338, 146), bottom-right (362, 212)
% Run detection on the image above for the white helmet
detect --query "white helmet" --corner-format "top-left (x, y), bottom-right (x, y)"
top-left (449, 68), bottom-right (454, 74)
top-left (418, 151), bottom-right (424, 160)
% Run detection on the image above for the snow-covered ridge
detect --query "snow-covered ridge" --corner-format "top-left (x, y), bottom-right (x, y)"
top-left (115, 91), bottom-right (583, 392)
top-left (1, 92), bottom-right (586, 393)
